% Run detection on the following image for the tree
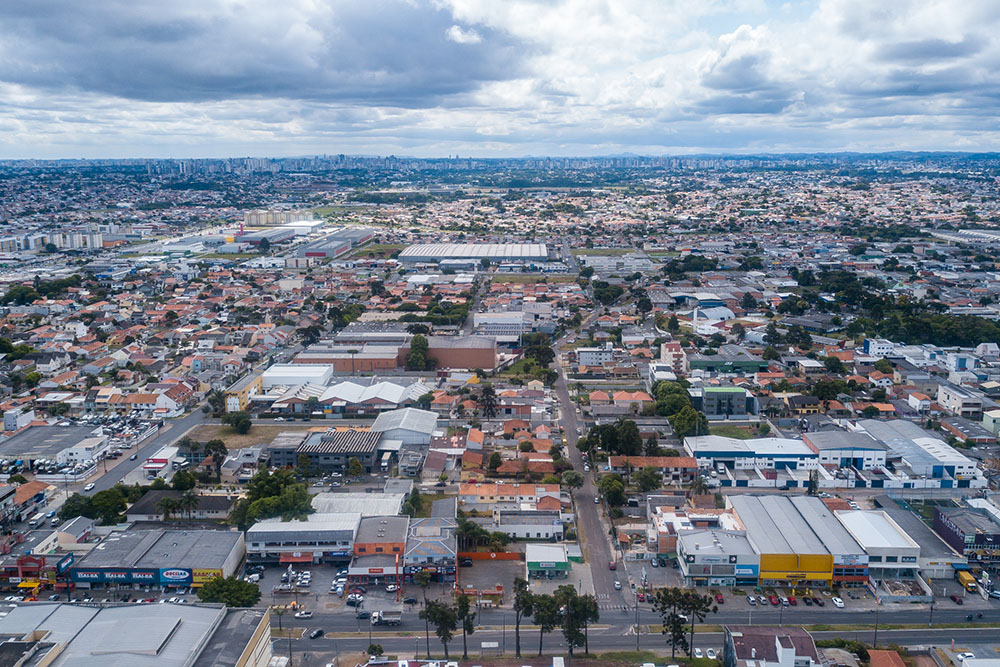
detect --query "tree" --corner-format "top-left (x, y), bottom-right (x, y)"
top-left (415, 570), bottom-right (433, 658)
top-left (420, 600), bottom-right (458, 659)
top-left (367, 644), bottom-right (384, 657)
top-left (456, 593), bottom-right (476, 659)
top-left (531, 593), bottom-right (561, 656)
top-left (554, 584), bottom-right (599, 656)
top-left (91, 488), bottom-right (127, 524)
top-left (653, 587), bottom-right (689, 659)
top-left (598, 475), bottom-right (626, 506)
top-left (764, 321), bottom-right (782, 345)
top-left (478, 384), bottom-right (498, 419)
top-left (44, 242), bottom-right (58, 253)
top-left (59, 493), bottom-right (94, 521)
top-left (762, 346), bottom-right (781, 361)
top-left (347, 457), bottom-right (364, 477)
top-left (807, 470), bottom-right (819, 496)
top-left (406, 334), bottom-right (432, 370)
top-left (157, 496), bottom-right (180, 521)
top-left (680, 591), bottom-right (718, 656)
top-left (222, 411), bottom-right (252, 434)
top-left (258, 237), bottom-right (271, 253)
top-left (561, 470), bottom-right (584, 493)
top-left (668, 405), bottom-right (708, 438)
top-left (667, 314), bottom-right (680, 332)
top-left (197, 576), bottom-right (261, 607)
top-left (512, 577), bottom-right (533, 658)
top-left (731, 322), bottom-right (746, 342)
top-left (634, 466), bottom-right (663, 492)
top-left (171, 470), bottom-right (197, 491)
top-left (203, 439), bottom-right (228, 478)
top-left (480, 257), bottom-right (491, 269)
top-left (416, 392), bottom-right (434, 410)
top-left (823, 356), bottom-right (846, 374)
top-left (874, 358), bottom-right (893, 374)
top-left (488, 451), bottom-right (502, 472)
top-left (297, 453), bottom-right (312, 478)
top-left (686, 475), bottom-right (710, 498)
top-left (741, 292), bottom-right (757, 311)
top-left (180, 489), bottom-right (199, 519)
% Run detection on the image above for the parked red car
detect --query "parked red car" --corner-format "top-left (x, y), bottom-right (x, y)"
top-left (714, 593), bottom-right (724, 604)
top-left (788, 596), bottom-right (797, 606)
top-left (769, 595), bottom-right (780, 606)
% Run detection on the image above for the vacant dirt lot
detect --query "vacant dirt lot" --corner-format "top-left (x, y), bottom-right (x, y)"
top-left (187, 423), bottom-right (323, 449)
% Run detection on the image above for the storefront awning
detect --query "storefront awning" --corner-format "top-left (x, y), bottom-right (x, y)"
top-left (280, 552), bottom-right (314, 563)
top-left (952, 562), bottom-right (972, 570)
top-left (17, 582), bottom-right (40, 588)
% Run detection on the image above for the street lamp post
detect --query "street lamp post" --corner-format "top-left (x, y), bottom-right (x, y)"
top-left (872, 606), bottom-right (880, 648)
top-left (928, 599), bottom-right (935, 627)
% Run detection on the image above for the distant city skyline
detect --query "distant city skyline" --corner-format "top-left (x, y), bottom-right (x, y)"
top-left (1, 1), bottom-right (998, 159)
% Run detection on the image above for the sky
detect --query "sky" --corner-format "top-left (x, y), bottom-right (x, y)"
top-left (1, 0), bottom-right (999, 159)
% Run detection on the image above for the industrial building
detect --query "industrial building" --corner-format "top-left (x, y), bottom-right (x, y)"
top-left (802, 431), bottom-right (887, 470)
top-left (685, 435), bottom-right (818, 471)
top-left (856, 419), bottom-right (979, 481)
top-left (873, 495), bottom-right (967, 579)
top-left (398, 243), bottom-right (549, 264)
top-left (0, 603), bottom-right (272, 667)
top-left (238, 227), bottom-right (295, 246)
top-left (727, 495), bottom-right (833, 586)
top-left (297, 227), bottom-right (374, 258)
top-left (70, 529), bottom-right (246, 589)
top-left (370, 407), bottom-right (439, 445)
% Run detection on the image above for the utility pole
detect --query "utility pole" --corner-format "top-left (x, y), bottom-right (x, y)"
top-left (635, 591), bottom-right (640, 650)
top-left (872, 606), bottom-right (880, 648)
top-left (928, 599), bottom-right (935, 627)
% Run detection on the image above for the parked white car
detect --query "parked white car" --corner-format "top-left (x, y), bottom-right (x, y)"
top-left (831, 597), bottom-right (845, 608)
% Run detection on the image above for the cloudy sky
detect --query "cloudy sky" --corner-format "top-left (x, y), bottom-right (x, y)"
top-left (1, 0), bottom-right (998, 159)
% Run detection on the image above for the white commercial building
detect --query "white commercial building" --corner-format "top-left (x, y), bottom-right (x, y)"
top-left (370, 408), bottom-right (439, 445)
top-left (685, 435), bottom-right (818, 470)
top-left (577, 343), bottom-right (615, 366)
top-left (262, 363), bottom-right (333, 390)
top-left (836, 510), bottom-right (920, 579)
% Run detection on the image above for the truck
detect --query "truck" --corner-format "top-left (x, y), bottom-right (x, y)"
top-left (27, 512), bottom-right (45, 529)
top-left (958, 570), bottom-right (977, 592)
top-left (370, 610), bottom-right (402, 626)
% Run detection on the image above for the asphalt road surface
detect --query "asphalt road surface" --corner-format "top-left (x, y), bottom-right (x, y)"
top-left (286, 622), bottom-right (1000, 657)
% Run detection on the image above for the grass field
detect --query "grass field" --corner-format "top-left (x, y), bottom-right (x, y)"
top-left (187, 423), bottom-right (321, 449)
top-left (708, 424), bottom-right (757, 439)
top-left (348, 243), bottom-right (404, 259)
top-left (571, 248), bottom-right (633, 256)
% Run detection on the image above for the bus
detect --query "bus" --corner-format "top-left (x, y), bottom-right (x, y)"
top-left (28, 512), bottom-right (45, 529)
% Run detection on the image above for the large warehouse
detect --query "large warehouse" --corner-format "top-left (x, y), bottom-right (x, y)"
top-left (398, 243), bottom-right (549, 264)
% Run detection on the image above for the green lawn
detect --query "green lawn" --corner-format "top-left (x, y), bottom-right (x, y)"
top-left (708, 424), bottom-right (757, 439)
top-left (491, 274), bottom-right (579, 283)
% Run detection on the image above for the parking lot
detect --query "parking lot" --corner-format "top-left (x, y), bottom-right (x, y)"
top-left (456, 558), bottom-right (524, 603)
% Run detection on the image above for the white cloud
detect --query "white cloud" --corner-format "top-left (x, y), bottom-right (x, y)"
top-left (446, 24), bottom-right (481, 44)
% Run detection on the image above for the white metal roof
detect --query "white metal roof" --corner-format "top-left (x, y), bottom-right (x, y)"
top-left (835, 510), bottom-right (919, 550)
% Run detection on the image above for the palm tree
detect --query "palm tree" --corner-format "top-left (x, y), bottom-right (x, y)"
top-left (686, 475), bottom-right (710, 498)
top-left (414, 570), bottom-right (433, 659)
top-left (157, 497), bottom-right (179, 521)
top-left (181, 490), bottom-right (199, 520)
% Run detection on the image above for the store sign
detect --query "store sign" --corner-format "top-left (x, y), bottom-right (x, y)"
top-left (104, 571), bottom-right (130, 581)
top-left (734, 567), bottom-right (757, 576)
top-left (193, 569), bottom-right (223, 584)
top-left (9, 577), bottom-right (20, 584)
top-left (699, 556), bottom-right (724, 564)
top-left (368, 568), bottom-right (384, 574)
top-left (132, 570), bottom-right (158, 582)
top-left (72, 571), bottom-right (104, 582)
top-left (57, 554), bottom-right (74, 575)
top-left (159, 568), bottom-right (193, 585)
top-left (538, 562), bottom-right (556, 568)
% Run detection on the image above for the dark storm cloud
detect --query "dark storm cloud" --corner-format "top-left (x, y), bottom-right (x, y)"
top-left (877, 37), bottom-right (985, 62)
top-left (0, 0), bottom-right (528, 106)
